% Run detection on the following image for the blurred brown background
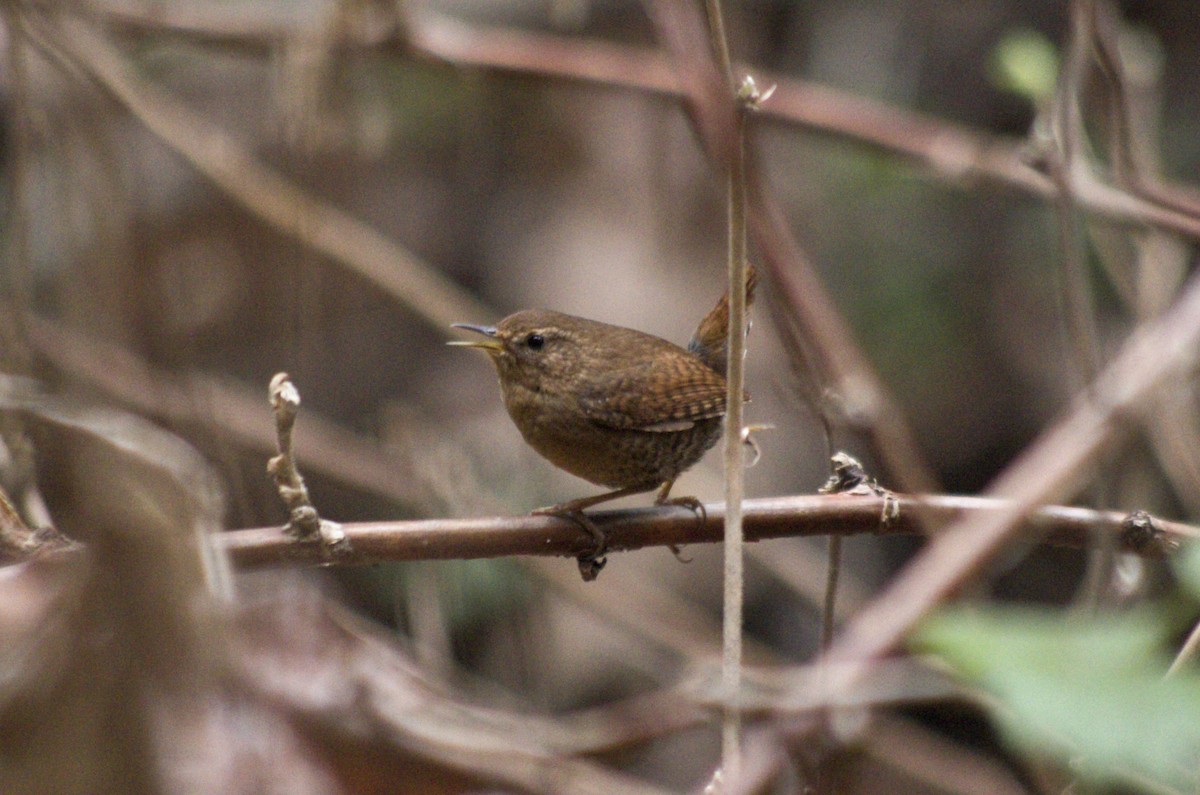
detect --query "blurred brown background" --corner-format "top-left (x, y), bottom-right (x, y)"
top-left (4, 1), bottom-right (1199, 792)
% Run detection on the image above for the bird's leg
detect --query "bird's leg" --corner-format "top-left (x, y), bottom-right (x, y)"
top-left (654, 480), bottom-right (707, 521)
top-left (534, 484), bottom-right (658, 516)
top-left (533, 484), bottom-right (658, 581)
top-left (654, 480), bottom-right (705, 563)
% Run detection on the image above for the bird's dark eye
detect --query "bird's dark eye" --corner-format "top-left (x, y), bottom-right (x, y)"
top-left (525, 333), bottom-right (545, 351)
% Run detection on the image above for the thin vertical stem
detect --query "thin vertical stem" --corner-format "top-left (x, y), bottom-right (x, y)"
top-left (819, 417), bottom-right (840, 651)
top-left (705, 0), bottom-right (747, 783)
top-left (706, 0), bottom-right (734, 81)
top-left (816, 424), bottom-right (839, 794)
top-left (1, 3), bottom-right (34, 375)
top-left (0, 4), bottom-right (50, 536)
top-left (821, 536), bottom-right (841, 649)
top-left (720, 114), bottom-right (747, 784)
top-left (1052, 0), bottom-right (1113, 610)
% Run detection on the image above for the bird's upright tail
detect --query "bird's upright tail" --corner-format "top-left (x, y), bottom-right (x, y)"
top-left (687, 263), bottom-right (758, 375)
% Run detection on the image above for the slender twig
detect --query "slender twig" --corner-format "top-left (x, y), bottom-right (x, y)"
top-left (817, 419), bottom-right (842, 651)
top-left (1048, 0), bottom-right (1104, 389)
top-left (703, 0), bottom-right (749, 778)
top-left (820, 536), bottom-right (841, 652)
top-left (1085, 1), bottom-right (1200, 222)
top-left (1047, 0), bottom-right (1113, 609)
top-left (815, 450), bottom-right (857, 658)
top-left (266, 373), bottom-right (347, 551)
top-left (0, 5), bottom-right (57, 543)
top-left (1166, 619), bottom-right (1200, 677)
top-left (0, 3), bottom-right (34, 374)
top-left (1087, 1), bottom-right (1136, 189)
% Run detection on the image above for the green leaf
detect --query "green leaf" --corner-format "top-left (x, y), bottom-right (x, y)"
top-left (989, 29), bottom-right (1059, 102)
top-left (916, 608), bottom-right (1200, 791)
top-left (1173, 542), bottom-right (1200, 603)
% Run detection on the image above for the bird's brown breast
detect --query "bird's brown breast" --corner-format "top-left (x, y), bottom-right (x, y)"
top-left (505, 383), bottom-right (723, 488)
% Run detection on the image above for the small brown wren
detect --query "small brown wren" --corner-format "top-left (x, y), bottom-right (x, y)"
top-left (451, 266), bottom-right (757, 579)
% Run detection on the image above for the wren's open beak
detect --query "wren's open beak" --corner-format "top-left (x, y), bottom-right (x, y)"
top-left (448, 323), bottom-right (503, 353)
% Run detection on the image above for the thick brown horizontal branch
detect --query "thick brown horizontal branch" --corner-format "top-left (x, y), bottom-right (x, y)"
top-left (220, 494), bottom-right (1193, 570)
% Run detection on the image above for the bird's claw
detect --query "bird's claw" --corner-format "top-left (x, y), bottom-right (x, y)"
top-left (534, 506), bottom-right (608, 582)
top-left (667, 543), bottom-right (693, 564)
top-left (657, 495), bottom-right (705, 564)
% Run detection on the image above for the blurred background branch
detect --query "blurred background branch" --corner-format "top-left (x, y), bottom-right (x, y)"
top-left (81, 0), bottom-right (1200, 237)
top-left (5, 0), bottom-right (1200, 792)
